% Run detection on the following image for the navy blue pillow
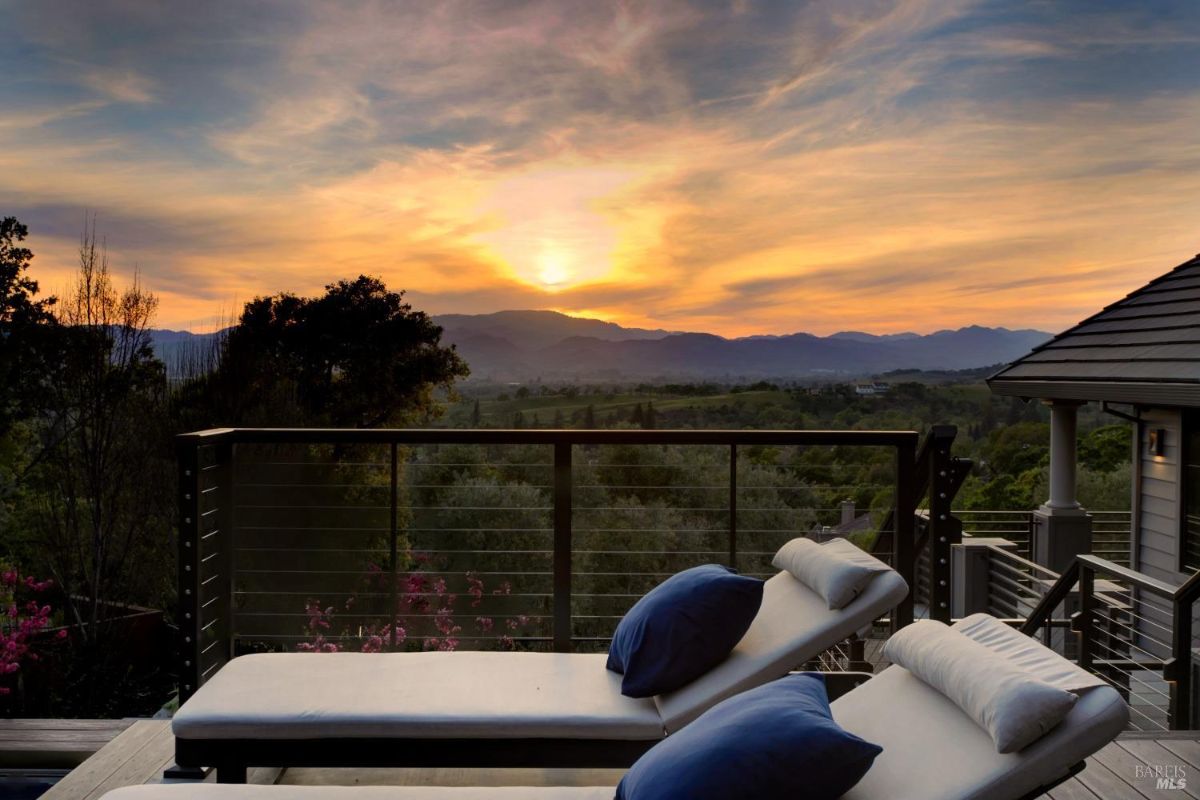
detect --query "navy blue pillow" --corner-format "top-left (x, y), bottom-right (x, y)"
top-left (607, 564), bottom-right (763, 698)
top-left (616, 673), bottom-right (882, 800)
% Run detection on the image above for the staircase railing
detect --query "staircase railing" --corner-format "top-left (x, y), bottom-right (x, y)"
top-left (1021, 553), bottom-right (1200, 730)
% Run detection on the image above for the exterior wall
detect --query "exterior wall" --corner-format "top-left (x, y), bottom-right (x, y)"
top-left (1133, 408), bottom-right (1185, 660)
top-left (1135, 408), bottom-right (1184, 582)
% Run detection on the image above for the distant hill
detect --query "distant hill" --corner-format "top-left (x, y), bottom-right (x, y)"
top-left (146, 311), bottom-right (1051, 381)
top-left (432, 310), bottom-right (677, 351)
top-left (148, 328), bottom-right (224, 377)
top-left (432, 311), bottom-right (1051, 381)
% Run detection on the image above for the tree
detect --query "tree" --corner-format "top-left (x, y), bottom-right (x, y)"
top-left (32, 220), bottom-right (170, 642)
top-left (471, 399), bottom-right (481, 427)
top-left (1079, 424), bottom-right (1131, 472)
top-left (190, 276), bottom-right (468, 428)
top-left (584, 404), bottom-right (596, 428)
top-left (630, 403), bottom-right (644, 427)
top-left (0, 217), bottom-right (56, 435)
top-left (644, 400), bottom-right (656, 430)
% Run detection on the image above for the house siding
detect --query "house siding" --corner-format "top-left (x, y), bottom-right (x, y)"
top-left (1132, 409), bottom-right (1186, 660)
top-left (1136, 408), bottom-right (1183, 582)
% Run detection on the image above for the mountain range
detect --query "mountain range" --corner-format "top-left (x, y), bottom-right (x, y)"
top-left (430, 310), bottom-right (1051, 381)
top-left (147, 309), bottom-right (1050, 381)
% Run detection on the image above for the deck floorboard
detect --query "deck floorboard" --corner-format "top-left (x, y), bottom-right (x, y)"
top-left (32, 720), bottom-right (1200, 799)
top-left (0, 718), bottom-right (133, 769)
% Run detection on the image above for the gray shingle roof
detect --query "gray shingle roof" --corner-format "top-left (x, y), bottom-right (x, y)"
top-left (989, 254), bottom-right (1200, 407)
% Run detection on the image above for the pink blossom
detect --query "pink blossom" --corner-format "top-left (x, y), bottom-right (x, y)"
top-left (0, 565), bottom-right (63, 698)
top-left (466, 572), bottom-right (484, 607)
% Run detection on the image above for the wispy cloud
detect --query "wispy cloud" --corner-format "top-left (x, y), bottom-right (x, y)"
top-left (1, 0), bottom-right (1199, 335)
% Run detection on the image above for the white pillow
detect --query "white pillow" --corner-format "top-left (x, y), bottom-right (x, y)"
top-left (954, 613), bottom-right (1106, 693)
top-left (883, 619), bottom-right (1078, 753)
top-left (771, 537), bottom-right (891, 610)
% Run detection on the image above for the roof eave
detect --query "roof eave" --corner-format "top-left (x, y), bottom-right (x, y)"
top-left (987, 378), bottom-right (1200, 407)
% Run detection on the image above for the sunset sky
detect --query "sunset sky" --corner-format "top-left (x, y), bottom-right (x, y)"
top-left (2, 0), bottom-right (1199, 336)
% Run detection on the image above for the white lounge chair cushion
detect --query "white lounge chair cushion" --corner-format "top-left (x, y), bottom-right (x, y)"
top-left (176, 566), bottom-right (906, 743)
top-left (883, 619), bottom-right (1077, 753)
top-left (833, 666), bottom-right (1128, 800)
top-left (772, 537), bottom-right (892, 609)
top-left (173, 652), bottom-right (663, 741)
top-left (654, 567), bottom-right (908, 733)
top-left (102, 788), bottom-right (613, 799)
top-left (952, 613), bottom-right (1106, 692)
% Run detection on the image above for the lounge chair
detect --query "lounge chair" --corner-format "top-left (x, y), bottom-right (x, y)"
top-left (830, 613), bottom-right (1129, 800)
top-left (107, 791), bottom-right (610, 799)
top-left (172, 559), bottom-right (908, 782)
top-left (111, 613), bottom-right (1127, 800)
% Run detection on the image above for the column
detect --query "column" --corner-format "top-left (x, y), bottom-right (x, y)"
top-left (1033, 399), bottom-right (1092, 572)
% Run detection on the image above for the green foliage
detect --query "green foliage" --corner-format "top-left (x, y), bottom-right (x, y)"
top-left (1079, 425), bottom-right (1132, 472)
top-left (0, 217), bottom-right (55, 435)
top-left (185, 275), bottom-right (468, 428)
top-left (980, 422), bottom-right (1050, 476)
top-left (28, 226), bottom-right (171, 638)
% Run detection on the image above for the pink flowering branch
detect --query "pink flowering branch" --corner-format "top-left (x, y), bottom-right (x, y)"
top-left (295, 560), bottom-right (533, 654)
top-left (0, 567), bottom-right (64, 696)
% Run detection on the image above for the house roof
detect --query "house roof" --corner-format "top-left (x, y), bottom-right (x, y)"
top-left (988, 254), bottom-right (1200, 407)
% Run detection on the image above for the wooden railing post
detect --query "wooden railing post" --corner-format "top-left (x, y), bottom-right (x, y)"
top-left (177, 438), bottom-right (202, 705)
top-left (553, 441), bottom-right (573, 652)
top-left (389, 442), bottom-right (400, 651)
top-left (728, 444), bottom-right (738, 571)
top-left (1168, 571), bottom-right (1200, 729)
top-left (928, 427), bottom-right (962, 623)
top-left (893, 438), bottom-right (917, 631)
top-left (214, 441), bottom-right (235, 664)
top-left (1075, 562), bottom-right (1095, 674)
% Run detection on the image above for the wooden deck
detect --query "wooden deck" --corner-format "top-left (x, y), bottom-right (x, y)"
top-left (0, 719), bottom-right (133, 770)
top-left (30, 720), bottom-right (1200, 799)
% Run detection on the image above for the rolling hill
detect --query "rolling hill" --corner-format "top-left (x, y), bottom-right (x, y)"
top-left (146, 310), bottom-right (1049, 381)
top-left (432, 310), bottom-right (1051, 381)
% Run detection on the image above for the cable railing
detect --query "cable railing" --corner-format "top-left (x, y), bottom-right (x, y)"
top-left (176, 427), bottom-right (923, 703)
top-left (1019, 553), bottom-right (1200, 731)
top-left (951, 509), bottom-right (1132, 565)
top-left (984, 546), bottom-right (1062, 625)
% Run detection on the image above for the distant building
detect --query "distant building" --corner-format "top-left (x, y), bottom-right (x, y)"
top-left (855, 382), bottom-right (890, 396)
top-left (810, 500), bottom-right (873, 542)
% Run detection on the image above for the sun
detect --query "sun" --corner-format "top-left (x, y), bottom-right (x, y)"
top-left (536, 248), bottom-right (573, 288)
top-left (473, 165), bottom-right (636, 292)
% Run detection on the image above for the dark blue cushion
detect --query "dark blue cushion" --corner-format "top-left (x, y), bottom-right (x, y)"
top-left (607, 564), bottom-right (763, 698)
top-left (616, 673), bottom-right (882, 800)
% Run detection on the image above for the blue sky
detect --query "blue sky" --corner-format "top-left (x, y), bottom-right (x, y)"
top-left (2, 0), bottom-right (1199, 335)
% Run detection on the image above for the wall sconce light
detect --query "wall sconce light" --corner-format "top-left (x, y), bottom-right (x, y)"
top-left (1148, 428), bottom-right (1166, 456)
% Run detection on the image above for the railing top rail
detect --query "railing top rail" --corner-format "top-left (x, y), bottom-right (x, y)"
top-left (984, 545), bottom-right (1060, 579)
top-left (1018, 559), bottom-right (1080, 636)
top-left (1076, 553), bottom-right (1180, 598)
top-left (176, 427), bottom-right (920, 448)
top-left (1173, 566), bottom-right (1200, 605)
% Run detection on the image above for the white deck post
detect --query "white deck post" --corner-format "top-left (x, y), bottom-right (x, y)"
top-left (1033, 399), bottom-right (1092, 572)
top-left (1043, 400), bottom-right (1084, 513)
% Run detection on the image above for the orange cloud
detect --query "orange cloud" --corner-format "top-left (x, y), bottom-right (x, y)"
top-left (2, 1), bottom-right (1199, 337)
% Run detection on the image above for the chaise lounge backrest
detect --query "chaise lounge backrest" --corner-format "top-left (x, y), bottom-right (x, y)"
top-left (655, 565), bottom-right (908, 732)
top-left (832, 614), bottom-right (1129, 800)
